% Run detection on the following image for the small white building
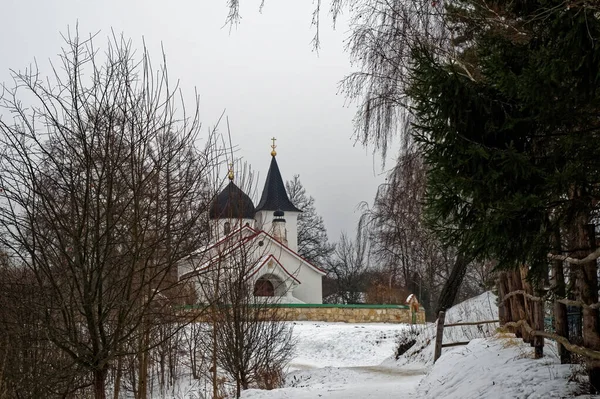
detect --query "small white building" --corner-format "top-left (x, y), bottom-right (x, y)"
top-left (180, 145), bottom-right (325, 304)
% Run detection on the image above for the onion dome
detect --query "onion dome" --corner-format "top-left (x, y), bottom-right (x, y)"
top-left (209, 181), bottom-right (256, 220)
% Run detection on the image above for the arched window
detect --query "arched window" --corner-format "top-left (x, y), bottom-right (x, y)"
top-left (254, 277), bottom-right (275, 297)
top-left (224, 221), bottom-right (231, 235)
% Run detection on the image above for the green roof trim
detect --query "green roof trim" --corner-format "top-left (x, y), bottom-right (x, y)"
top-left (266, 303), bottom-right (410, 309)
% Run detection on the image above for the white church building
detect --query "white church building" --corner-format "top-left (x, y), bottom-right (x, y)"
top-left (179, 142), bottom-right (325, 304)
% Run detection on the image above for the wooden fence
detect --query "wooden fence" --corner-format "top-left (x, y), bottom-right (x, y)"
top-left (497, 268), bottom-right (600, 361)
top-left (433, 311), bottom-right (499, 363)
top-left (433, 266), bottom-right (600, 363)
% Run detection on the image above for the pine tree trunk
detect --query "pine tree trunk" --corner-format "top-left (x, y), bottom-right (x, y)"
top-left (497, 273), bottom-right (511, 325)
top-left (436, 253), bottom-right (470, 313)
top-left (576, 221), bottom-right (600, 392)
top-left (507, 269), bottom-right (529, 341)
top-left (533, 297), bottom-right (544, 358)
top-left (551, 229), bottom-right (570, 364)
top-left (520, 266), bottom-right (535, 346)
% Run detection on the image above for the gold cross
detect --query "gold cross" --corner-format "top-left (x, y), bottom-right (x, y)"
top-left (270, 137), bottom-right (277, 156)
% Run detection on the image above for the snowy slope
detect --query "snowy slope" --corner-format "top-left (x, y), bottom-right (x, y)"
top-left (388, 291), bottom-right (499, 368)
top-left (288, 321), bottom-right (410, 369)
top-left (416, 335), bottom-right (594, 399)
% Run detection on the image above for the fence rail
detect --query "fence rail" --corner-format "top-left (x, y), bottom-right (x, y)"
top-left (433, 310), bottom-right (499, 363)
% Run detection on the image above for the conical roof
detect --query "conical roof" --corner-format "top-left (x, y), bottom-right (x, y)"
top-left (209, 181), bottom-right (256, 219)
top-left (256, 156), bottom-right (302, 213)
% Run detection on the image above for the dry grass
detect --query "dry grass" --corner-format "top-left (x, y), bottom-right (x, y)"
top-left (255, 367), bottom-right (284, 390)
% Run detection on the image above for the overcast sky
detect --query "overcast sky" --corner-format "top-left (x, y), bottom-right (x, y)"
top-left (1, 0), bottom-right (394, 241)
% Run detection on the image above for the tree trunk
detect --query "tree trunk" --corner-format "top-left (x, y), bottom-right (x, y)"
top-left (497, 272), bottom-right (513, 325)
top-left (520, 265), bottom-right (544, 354)
top-left (212, 318), bottom-right (218, 399)
top-left (577, 222), bottom-right (600, 392)
top-left (93, 368), bottom-right (107, 399)
top-left (519, 266), bottom-right (535, 346)
top-left (137, 324), bottom-right (150, 399)
top-left (436, 253), bottom-right (470, 314)
top-left (552, 228), bottom-right (571, 364)
top-left (507, 269), bottom-right (529, 341)
top-left (113, 355), bottom-right (123, 399)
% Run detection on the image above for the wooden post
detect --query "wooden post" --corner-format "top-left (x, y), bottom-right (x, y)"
top-left (533, 297), bottom-right (545, 358)
top-left (434, 310), bottom-right (446, 363)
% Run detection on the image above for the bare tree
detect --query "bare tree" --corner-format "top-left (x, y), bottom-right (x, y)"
top-left (185, 168), bottom-right (295, 398)
top-left (207, 237), bottom-right (295, 398)
top-left (0, 253), bottom-right (89, 397)
top-left (0, 31), bottom-right (222, 398)
top-left (327, 218), bottom-right (371, 304)
top-left (363, 150), bottom-right (493, 315)
top-left (286, 175), bottom-right (335, 268)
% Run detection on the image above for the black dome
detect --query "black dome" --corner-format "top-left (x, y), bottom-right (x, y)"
top-left (209, 181), bottom-right (256, 220)
top-left (273, 209), bottom-right (284, 217)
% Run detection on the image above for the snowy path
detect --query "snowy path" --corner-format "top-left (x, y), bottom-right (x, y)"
top-left (242, 322), bottom-right (427, 399)
top-left (244, 365), bottom-right (425, 399)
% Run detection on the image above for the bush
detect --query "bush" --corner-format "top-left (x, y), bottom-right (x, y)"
top-left (255, 366), bottom-right (285, 390)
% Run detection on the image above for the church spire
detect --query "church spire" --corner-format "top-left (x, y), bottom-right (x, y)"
top-left (255, 139), bottom-right (301, 213)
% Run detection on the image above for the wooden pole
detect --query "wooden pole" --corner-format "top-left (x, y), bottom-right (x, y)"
top-left (434, 310), bottom-right (446, 363)
top-left (533, 299), bottom-right (544, 358)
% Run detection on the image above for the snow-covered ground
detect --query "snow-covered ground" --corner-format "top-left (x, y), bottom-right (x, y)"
top-left (242, 292), bottom-right (600, 398)
top-left (390, 291), bottom-right (499, 368)
top-left (289, 321), bottom-right (409, 369)
top-left (417, 334), bottom-right (587, 399)
top-left (243, 322), bottom-right (426, 398)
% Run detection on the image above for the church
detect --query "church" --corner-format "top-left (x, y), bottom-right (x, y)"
top-left (179, 140), bottom-right (325, 304)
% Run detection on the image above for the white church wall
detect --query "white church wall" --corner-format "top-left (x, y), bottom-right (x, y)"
top-left (268, 247), bottom-right (323, 304)
top-left (255, 210), bottom-right (300, 252)
top-left (183, 231), bottom-right (324, 305)
top-left (289, 264), bottom-right (323, 304)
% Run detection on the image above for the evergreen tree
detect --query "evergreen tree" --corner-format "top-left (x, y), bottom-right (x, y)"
top-left (408, 0), bottom-right (600, 389)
